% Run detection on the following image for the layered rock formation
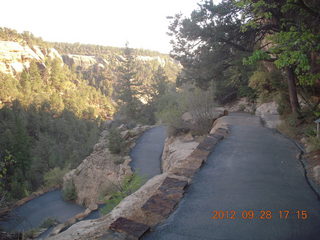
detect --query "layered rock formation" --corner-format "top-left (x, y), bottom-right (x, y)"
top-left (0, 41), bottom-right (62, 75)
top-left (62, 54), bottom-right (107, 70)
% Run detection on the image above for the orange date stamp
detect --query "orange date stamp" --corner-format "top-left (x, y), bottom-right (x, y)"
top-left (210, 210), bottom-right (308, 220)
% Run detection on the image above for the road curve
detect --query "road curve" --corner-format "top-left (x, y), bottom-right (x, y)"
top-left (143, 113), bottom-right (320, 240)
top-left (130, 126), bottom-right (167, 180)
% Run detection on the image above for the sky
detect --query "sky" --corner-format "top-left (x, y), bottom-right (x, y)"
top-left (0, 0), bottom-right (221, 53)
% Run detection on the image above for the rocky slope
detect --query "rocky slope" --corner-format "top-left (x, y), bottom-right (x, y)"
top-left (63, 124), bottom-right (152, 208)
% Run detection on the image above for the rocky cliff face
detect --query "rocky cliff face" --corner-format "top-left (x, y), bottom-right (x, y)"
top-left (63, 124), bottom-right (152, 208)
top-left (0, 41), bottom-right (62, 75)
top-left (62, 54), bottom-right (107, 70)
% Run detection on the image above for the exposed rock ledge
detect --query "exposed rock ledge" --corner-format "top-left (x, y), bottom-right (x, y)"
top-left (63, 124), bottom-right (152, 208)
top-left (0, 41), bottom-right (62, 75)
top-left (49, 110), bottom-right (228, 240)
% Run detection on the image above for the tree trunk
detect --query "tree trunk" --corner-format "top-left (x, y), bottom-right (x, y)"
top-left (286, 67), bottom-right (300, 114)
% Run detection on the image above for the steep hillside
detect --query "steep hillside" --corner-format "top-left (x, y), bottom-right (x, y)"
top-left (0, 27), bottom-right (180, 207)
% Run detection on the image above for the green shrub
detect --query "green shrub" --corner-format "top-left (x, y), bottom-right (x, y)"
top-left (238, 85), bottom-right (256, 100)
top-left (306, 136), bottom-right (320, 152)
top-left (40, 217), bottom-right (58, 228)
top-left (107, 127), bottom-right (126, 154)
top-left (156, 84), bottom-right (217, 136)
top-left (62, 181), bottom-right (77, 201)
top-left (276, 92), bottom-right (291, 116)
top-left (101, 173), bottom-right (145, 214)
top-left (44, 167), bottom-right (69, 188)
top-left (249, 68), bottom-right (283, 100)
top-left (304, 125), bottom-right (316, 137)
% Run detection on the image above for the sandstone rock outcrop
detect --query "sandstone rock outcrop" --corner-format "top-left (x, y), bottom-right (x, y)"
top-left (62, 54), bottom-right (103, 70)
top-left (0, 41), bottom-right (62, 75)
top-left (255, 101), bottom-right (282, 128)
top-left (161, 135), bottom-right (199, 172)
top-left (63, 125), bottom-right (152, 208)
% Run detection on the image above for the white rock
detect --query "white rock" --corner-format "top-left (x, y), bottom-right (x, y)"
top-left (256, 101), bottom-right (279, 115)
top-left (255, 101), bottom-right (282, 128)
top-left (313, 165), bottom-right (320, 182)
top-left (0, 41), bottom-right (63, 75)
top-left (162, 135), bottom-right (199, 172)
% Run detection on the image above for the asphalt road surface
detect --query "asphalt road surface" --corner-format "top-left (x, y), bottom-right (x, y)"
top-left (0, 190), bottom-right (84, 232)
top-left (143, 113), bottom-right (320, 240)
top-left (130, 126), bottom-right (167, 180)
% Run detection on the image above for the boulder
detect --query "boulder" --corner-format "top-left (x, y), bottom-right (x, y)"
top-left (255, 101), bottom-right (282, 128)
top-left (161, 135), bottom-right (199, 172)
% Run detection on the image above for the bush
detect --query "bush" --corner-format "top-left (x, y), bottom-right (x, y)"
top-left (306, 136), bottom-right (320, 152)
top-left (156, 84), bottom-right (217, 135)
top-left (248, 68), bottom-right (283, 100)
top-left (44, 167), bottom-right (69, 188)
top-left (276, 92), bottom-right (291, 116)
top-left (62, 181), bottom-right (77, 201)
top-left (107, 127), bottom-right (126, 154)
top-left (101, 173), bottom-right (145, 214)
top-left (40, 217), bottom-right (58, 228)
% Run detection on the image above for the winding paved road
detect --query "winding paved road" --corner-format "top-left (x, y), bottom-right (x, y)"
top-left (0, 190), bottom-right (85, 232)
top-left (144, 113), bottom-right (320, 240)
top-left (130, 126), bottom-right (167, 179)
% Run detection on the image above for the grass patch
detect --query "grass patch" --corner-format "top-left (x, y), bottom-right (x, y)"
top-left (39, 217), bottom-right (59, 228)
top-left (100, 173), bottom-right (145, 214)
top-left (62, 180), bottom-right (77, 201)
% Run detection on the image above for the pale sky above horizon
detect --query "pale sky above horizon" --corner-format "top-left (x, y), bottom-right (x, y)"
top-left (0, 0), bottom-right (221, 53)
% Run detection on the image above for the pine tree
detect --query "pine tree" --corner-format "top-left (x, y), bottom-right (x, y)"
top-left (115, 43), bottom-right (142, 119)
top-left (152, 66), bottom-right (169, 97)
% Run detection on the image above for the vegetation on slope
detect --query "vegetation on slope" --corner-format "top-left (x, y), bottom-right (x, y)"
top-left (166, 0), bottom-right (320, 148)
top-left (0, 28), bottom-right (181, 208)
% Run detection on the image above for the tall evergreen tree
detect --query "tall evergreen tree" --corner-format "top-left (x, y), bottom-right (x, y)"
top-left (152, 66), bottom-right (169, 97)
top-left (115, 43), bottom-right (143, 119)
